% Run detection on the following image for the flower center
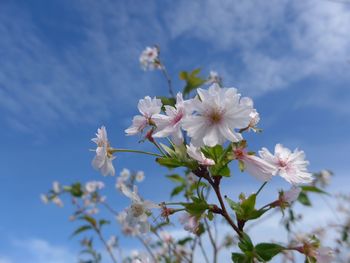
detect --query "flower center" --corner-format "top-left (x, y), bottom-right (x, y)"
top-left (131, 203), bottom-right (144, 217)
top-left (208, 109), bottom-right (223, 124)
top-left (278, 159), bottom-right (287, 168)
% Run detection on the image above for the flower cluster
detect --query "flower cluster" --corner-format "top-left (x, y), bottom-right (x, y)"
top-left (44, 46), bottom-right (340, 263)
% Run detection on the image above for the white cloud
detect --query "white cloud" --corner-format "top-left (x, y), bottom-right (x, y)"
top-left (166, 0), bottom-right (350, 100)
top-left (0, 238), bottom-right (76, 263)
top-left (0, 1), bottom-right (165, 135)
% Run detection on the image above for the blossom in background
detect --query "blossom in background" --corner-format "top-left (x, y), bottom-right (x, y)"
top-left (125, 96), bottom-right (162, 136)
top-left (52, 181), bottom-right (60, 193)
top-left (91, 126), bottom-right (116, 176)
top-left (240, 97), bottom-right (260, 131)
top-left (318, 169), bottom-right (333, 187)
top-left (259, 144), bottom-right (313, 184)
top-left (160, 231), bottom-right (173, 244)
top-left (280, 187), bottom-right (301, 205)
top-left (52, 196), bottom-right (63, 207)
top-left (152, 93), bottom-right (191, 144)
top-left (182, 84), bottom-right (253, 147)
top-left (139, 46), bottom-right (161, 70)
top-left (119, 183), bottom-right (159, 234)
top-left (85, 181), bottom-right (105, 193)
top-left (120, 168), bottom-right (131, 180)
top-left (179, 213), bottom-right (200, 234)
top-left (40, 194), bottom-right (49, 204)
top-left (233, 147), bottom-right (277, 181)
top-left (207, 70), bottom-right (222, 85)
top-left (107, 235), bottom-right (118, 250)
top-left (135, 171), bottom-right (145, 182)
top-left (186, 144), bottom-right (215, 166)
top-left (313, 247), bottom-right (334, 263)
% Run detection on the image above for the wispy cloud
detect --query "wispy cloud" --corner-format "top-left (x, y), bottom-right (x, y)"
top-left (0, 1), bottom-right (165, 135)
top-left (0, 238), bottom-right (76, 263)
top-left (166, 0), bottom-right (350, 97)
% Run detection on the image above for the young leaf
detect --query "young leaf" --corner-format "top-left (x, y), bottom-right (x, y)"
top-left (167, 174), bottom-right (186, 184)
top-left (255, 243), bottom-right (285, 261)
top-left (298, 192), bottom-right (312, 206)
top-left (171, 185), bottom-right (186, 197)
top-left (71, 225), bottom-right (92, 238)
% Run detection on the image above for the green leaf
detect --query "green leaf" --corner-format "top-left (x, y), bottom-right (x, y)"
top-left (298, 192), bottom-right (312, 206)
top-left (226, 197), bottom-right (244, 216)
top-left (80, 215), bottom-right (97, 228)
top-left (167, 174), bottom-right (186, 184)
top-left (241, 194), bottom-right (256, 213)
top-left (238, 232), bottom-right (254, 253)
top-left (99, 219), bottom-right (110, 227)
top-left (255, 243), bottom-right (285, 261)
top-left (183, 198), bottom-right (209, 217)
top-left (156, 157), bottom-right (185, 169)
top-left (177, 237), bottom-right (193, 245)
top-left (180, 68), bottom-right (206, 96)
top-left (71, 225), bottom-right (92, 237)
top-left (70, 183), bottom-right (84, 197)
top-left (158, 96), bottom-right (176, 108)
top-left (171, 185), bottom-right (186, 197)
top-left (231, 253), bottom-right (252, 263)
top-left (300, 186), bottom-right (329, 195)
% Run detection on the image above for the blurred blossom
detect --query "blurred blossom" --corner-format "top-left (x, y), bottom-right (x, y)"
top-left (135, 171), bottom-right (145, 182)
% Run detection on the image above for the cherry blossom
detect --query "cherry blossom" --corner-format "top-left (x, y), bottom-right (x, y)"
top-left (182, 84), bottom-right (253, 147)
top-left (91, 126), bottom-right (116, 176)
top-left (179, 213), bottom-right (200, 234)
top-left (119, 183), bottom-right (159, 234)
top-left (125, 96), bottom-right (162, 136)
top-left (186, 144), bottom-right (215, 166)
top-left (85, 181), bottom-right (105, 193)
top-left (135, 171), bottom-right (145, 182)
top-left (259, 144), bottom-right (313, 184)
top-left (233, 147), bottom-right (277, 181)
top-left (152, 93), bottom-right (191, 144)
top-left (139, 46), bottom-right (161, 70)
top-left (280, 187), bottom-right (301, 204)
top-left (312, 247), bottom-right (334, 263)
top-left (207, 70), bottom-right (222, 85)
top-left (240, 97), bottom-right (260, 131)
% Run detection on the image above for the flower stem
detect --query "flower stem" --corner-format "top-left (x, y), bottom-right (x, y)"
top-left (160, 64), bottom-right (175, 98)
top-left (256, 181), bottom-right (268, 196)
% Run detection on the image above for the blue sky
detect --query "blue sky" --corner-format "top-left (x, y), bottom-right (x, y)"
top-left (0, 0), bottom-right (350, 262)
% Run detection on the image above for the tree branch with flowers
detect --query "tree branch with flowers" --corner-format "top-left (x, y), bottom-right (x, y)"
top-left (41, 45), bottom-right (345, 263)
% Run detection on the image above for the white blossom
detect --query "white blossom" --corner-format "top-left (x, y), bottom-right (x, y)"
top-left (107, 235), bottom-right (117, 250)
top-left (240, 97), bottom-right (260, 131)
top-left (319, 170), bottom-right (332, 187)
top-left (139, 46), bottom-right (161, 71)
top-left (52, 196), bottom-right (63, 207)
top-left (85, 181), bottom-right (105, 193)
top-left (135, 171), bottom-right (145, 182)
top-left (314, 247), bottom-right (334, 263)
top-left (160, 231), bottom-right (173, 244)
top-left (259, 144), bottom-right (313, 184)
top-left (52, 181), bottom-right (60, 193)
top-left (234, 148), bottom-right (277, 181)
top-left (179, 213), bottom-right (200, 234)
top-left (125, 96), bottom-right (162, 136)
top-left (120, 168), bottom-right (131, 180)
top-left (91, 126), bottom-right (115, 176)
top-left (182, 84), bottom-right (253, 147)
top-left (152, 93), bottom-right (191, 144)
top-left (119, 183), bottom-right (158, 234)
top-left (280, 187), bottom-right (301, 204)
top-left (186, 144), bottom-right (215, 166)
top-left (40, 194), bottom-right (49, 204)
top-left (207, 70), bottom-right (222, 85)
